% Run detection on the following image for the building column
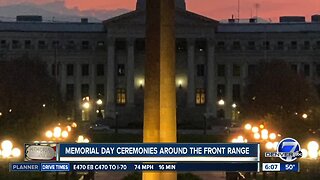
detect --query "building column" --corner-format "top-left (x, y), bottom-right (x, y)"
top-left (187, 38), bottom-right (195, 107)
top-left (106, 38), bottom-right (116, 118)
top-left (226, 63), bottom-right (233, 119)
top-left (75, 63), bottom-right (82, 120)
top-left (90, 63), bottom-right (96, 99)
top-left (206, 39), bottom-right (216, 117)
top-left (127, 38), bottom-right (135, 106)
top-left (60, 63), bottom-right (67, 100)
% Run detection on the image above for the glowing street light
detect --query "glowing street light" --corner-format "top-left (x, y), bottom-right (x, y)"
top-left (254, 133), bottom-right (260, 140)
top-left (82, 102), bottom-right (90, 109)
top-left (218, 99), bottom-right (225, 106)
top-left (232, 103), bottom-right (237, 108)
top-left (53, 127), bottom-right (62, 138)
top-left (61, 131), bottom-right (69, 138)
top-left (261, 129), bottom-right (269, 140)
top-left (307, 141), bottom-right (319, 152)
top-left (252, 126), bottom-right (259, 133)
top-left (244, 123), bottom-right (252, 130)
top-left (1, 140), bottom-right (13, 151)
top-left (302, 113), bottom-right (308, 119)
top-left (96, 99), bottom-right (103, 106)
top-left (301, 148), bottom-right (308, 158)
top-left (266, 142), bottom-right (273, 150)
top-left (11, 148), bottom-right (21, 158)
top-left (45, 130), bottom-right (53, 138)
top-left (269, 133), bottom-right (276, 140)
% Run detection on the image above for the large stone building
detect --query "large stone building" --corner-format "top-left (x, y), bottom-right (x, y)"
top-left (1, 0), bottom-right (320, 127)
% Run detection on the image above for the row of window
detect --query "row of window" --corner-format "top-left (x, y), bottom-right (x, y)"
top-left (52, 64), bottom-right (125, 77)
top-left (56, 63), bottom-right (318, 79)
top-left (216, 40), bottom-right (320, 51)
top-left (0, 40), bottom-right (106, 50)
top-left (65, 83), bottom-right (241, 106)
top-left (216, 63), bottom-right (319, 78)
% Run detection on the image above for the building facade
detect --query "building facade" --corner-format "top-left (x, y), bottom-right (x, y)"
top-left (1, 0), bottom-right (320, 127)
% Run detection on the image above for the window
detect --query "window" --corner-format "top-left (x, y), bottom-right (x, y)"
top-left (38, 41), bottom-right (46, 49)
top-left (263, 41), bottom-right (270, 50)
top-left (248, 64), bottom-right (257, 77)
top-left (232, 41), bottom-right (241, 50)
top-left (82, 41), bottom-right (90, 50)
top-left (96, 84), bottom-right (104, 98)
top-left (117, 64), bottom-right (125, 76)
top-left (247, 41), bottom-right (255, 50)
top-left (217, 64), bottom-right (225, 77)
top-left (66, 64), bottom-right (74, 76)
top-left (303, 41), bottom-right (310, 50)
top-left (217, 84), bottom-right (225, 98)
top-left (82, 64), bottom-right (89, 76)
top-left (12, 40), bottom-right (20, 49)
top-left (116, 88), bottom-right (126, 105)
top-left (0, 40), bottom-right (7, 48)
top-left (96, 41), bottom-right (105, 50)
top-left (290, 41), bottom-right (297, 50)
top-left (115, 41), bottom-right (126, 51)
top-left (304, 64), bottom-right (310, 77)
top-left (81, 84), bottom-right (89, 97)
top-left (67, 41), bottom-right (76, 50)
top-left (52, 41), bottom-right (60, 49)
top-left (197, 64), bottom-right (205, 76)
top-left (96, 64), bottom-right (104, 76)
top-left (277, 41), bottom-right (284, 50)
top-left (195, 89), bottom-right (206, 105)
top-left (216, 41), bottom-right (225, 50)
top-left (233, 64), bottom-right (241, 77)
top-left (51, 64), bottom-right (59, 76)
top-left (176, 40), bottom-right (186, 52)
top-left (135, 39), bottom-right (145, 51)
top-left (25, 40), bottom-right (32, 49)
top-left (66, 84), bottom-right (74, 101)
top-left (317, 64), bottom-right (320, 77)
top-left (316, 41), bottom-right (320, 49)
top-left (196, 41), bottom-right (206, 52)
top-left (291, 64), bottom-right (298, 74)
top-left (233, 84), bottom-right (241, 102)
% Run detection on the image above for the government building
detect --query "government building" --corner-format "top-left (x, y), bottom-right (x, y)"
top-left (1, 0), bottom-right (320, 127)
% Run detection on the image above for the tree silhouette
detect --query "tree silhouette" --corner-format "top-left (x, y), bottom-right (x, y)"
top-left (0, 55), bottom-right (63, 140)
top-left (241, 60), bottom-right (320, 136)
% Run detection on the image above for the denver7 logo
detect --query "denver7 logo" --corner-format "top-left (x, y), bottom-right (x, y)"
top-left (277, 138), bottom-right (301, 162)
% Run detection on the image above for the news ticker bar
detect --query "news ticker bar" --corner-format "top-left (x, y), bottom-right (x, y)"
top-left (10, 162), bottom-right (260, 172)
top-left (25, 143), bottom-right (260, 162)
top-left (10, 162), bottom-right (300, 172)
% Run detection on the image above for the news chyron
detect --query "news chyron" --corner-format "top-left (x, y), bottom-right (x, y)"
top-left (263, 138), bottom-right (301, 172)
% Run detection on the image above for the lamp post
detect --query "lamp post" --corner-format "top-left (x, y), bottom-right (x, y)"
top-left (96, 99), bottom-right (103, 119)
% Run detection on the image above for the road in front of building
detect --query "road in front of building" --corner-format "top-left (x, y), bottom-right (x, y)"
top-left (94, 171), bottom-right (226, 180)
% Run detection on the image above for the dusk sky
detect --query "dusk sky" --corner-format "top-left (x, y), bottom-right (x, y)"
top-left (1, 0), bottom-right (320, 22)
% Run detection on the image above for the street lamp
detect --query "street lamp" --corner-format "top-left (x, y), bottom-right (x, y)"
top-left (302, 113), bottom-right (308, 119)
top-left (218, 99), bottom-right (225, 106)
top-left (232, 103), bottom-right (237, 108)
top-left (0, 140), bottom-right (21, 159)
top-left (244, 123), bottom-right (252, 130)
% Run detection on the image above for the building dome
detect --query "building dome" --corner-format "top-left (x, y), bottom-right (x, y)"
top-left (136, 0), bottom-right (186, 11)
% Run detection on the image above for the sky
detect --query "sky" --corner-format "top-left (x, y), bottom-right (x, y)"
top-left (1, 0), bottom-right (320, 22)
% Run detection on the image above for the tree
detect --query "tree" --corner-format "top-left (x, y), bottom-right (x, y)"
top-left (0, 55), bottom-right (63, 140)
top-left (241, 60), bottom-right (320, 136)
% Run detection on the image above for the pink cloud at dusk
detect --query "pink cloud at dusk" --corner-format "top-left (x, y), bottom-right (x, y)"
top-left (1, 0), bottom-right (320, 21)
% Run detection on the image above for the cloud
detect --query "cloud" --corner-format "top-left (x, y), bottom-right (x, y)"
top-left (0, 0), bottom-right (130, 22)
